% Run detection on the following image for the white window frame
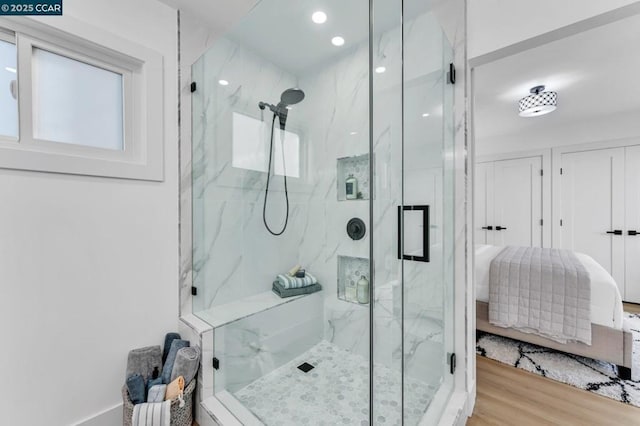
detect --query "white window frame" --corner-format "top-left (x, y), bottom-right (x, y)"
top-left (0, 16), bottom-right (164, 181)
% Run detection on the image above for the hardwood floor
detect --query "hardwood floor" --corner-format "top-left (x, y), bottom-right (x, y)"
top-left (468, 356), bottom-right (639, 425)
top-left (624, 302), bottom-right (640, 315)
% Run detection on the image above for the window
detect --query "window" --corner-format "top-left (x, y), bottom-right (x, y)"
top-left (0, 18), bottom-right (164, 180)
top-left (32, 48), bottom-right (124, 150)
top-left (232, 112), bottom-right (301, 178)
top-left (0, 33), bottom-right (17, 139)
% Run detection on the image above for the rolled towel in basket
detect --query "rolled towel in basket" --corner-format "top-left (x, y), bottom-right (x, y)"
top-left (170, 346), bottom-right (201, 385)
top-left (161, 339), bottom-right (189, 384)
top-left (146, 377), bottom-right (162, 394)
top-left (165, 376), bottom-right (185, 401)
top-left (147, 384), bottom-right (167, 403)
top-left (126, 346), bottom-right (162, 384)
top-left (162, 332), bottom-right (181, 363)
top-left (126, 374), bottom-right (146, 405)
top-left (131, 401), bottom-right (171, 426)
top-left (276, 272), bottom-right (318, 289)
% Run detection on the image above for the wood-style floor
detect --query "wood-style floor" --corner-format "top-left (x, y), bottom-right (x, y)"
top-left (468, 356), bottom-right (640, 425)
top-left (468, 304), bottom-right (640, 425)
top-left (624, 302), bottom-right (640, 315)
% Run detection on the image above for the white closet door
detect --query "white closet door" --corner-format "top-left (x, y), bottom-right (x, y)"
top-left (492, 157), bottom-right (543, 247)
top-left (625, 145), bottom-right (640, 303)
top-left (560, 148), bottom-right (625, 296)
top-left (475, 162), bottom-right (494, 245)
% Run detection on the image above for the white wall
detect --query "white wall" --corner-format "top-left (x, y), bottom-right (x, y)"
top-left (0, 1), bottom-right (179, 425)
top-left (477, 110), bottom-right (640, 157)
top-left (468, 0), bottom-right (639, 58)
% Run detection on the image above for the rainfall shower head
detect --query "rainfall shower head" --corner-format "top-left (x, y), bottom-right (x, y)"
top-left (258, 88), bottom-right (305, 130)
top-left (280, 88), bottom-right (305, 106)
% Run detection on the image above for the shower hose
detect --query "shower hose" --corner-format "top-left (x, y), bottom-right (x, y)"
top-left (263, 114), bottom-right (289, 236)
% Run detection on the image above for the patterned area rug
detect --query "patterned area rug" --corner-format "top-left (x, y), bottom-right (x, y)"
top-left (476, 313), bottom-right (640, 407)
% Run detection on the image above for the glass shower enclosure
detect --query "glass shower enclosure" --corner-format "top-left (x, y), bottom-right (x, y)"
top-left (191, 0), bottom-right (457, 424)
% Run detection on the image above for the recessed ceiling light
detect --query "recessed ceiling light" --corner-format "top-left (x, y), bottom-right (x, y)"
top-left (218, 79), bottom-right (229, 86)
top-left (312, 11), bottom-right (327, 24)
top-left (5, 67), bottom-right (16, 73)
top-left (375, 66), bottom-right (386, 74)
top-left (350, 131), bottom-right (358, 135)
top-left (331, 36), bottom-right (345, 47)
top-left (422, 113), bottom-right (430, 117)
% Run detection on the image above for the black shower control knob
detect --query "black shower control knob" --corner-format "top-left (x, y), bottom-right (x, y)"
top-left (347, 218), bottom-right (366, 240)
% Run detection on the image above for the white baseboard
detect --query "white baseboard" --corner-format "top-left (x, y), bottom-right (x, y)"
top-left (74, 403), bottom-right (122, 426)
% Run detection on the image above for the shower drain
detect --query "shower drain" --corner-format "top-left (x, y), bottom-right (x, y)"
top-left (297, 362), bottom-right (315, 373)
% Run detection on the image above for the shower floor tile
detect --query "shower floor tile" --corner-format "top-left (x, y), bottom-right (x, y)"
top-left (233, 340), bottom-right (436, 426)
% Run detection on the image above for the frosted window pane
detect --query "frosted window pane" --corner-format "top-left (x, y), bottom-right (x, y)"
top-left (0, 39), bottom-right (18, 139)
top-left (32, 48), bottom-right (124, 150)
top-left (232, 112), bottom-right (299, 178)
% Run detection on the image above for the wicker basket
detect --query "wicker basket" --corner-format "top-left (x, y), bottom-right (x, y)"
top-left (122, 379), bottom-right (195, 426)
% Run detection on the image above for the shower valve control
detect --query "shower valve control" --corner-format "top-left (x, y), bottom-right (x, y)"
top-left (347, 218), bottom-right (366, 240)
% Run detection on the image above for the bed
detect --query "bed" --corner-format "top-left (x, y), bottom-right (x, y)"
top-left (475, 244), bottom-right (633, 378)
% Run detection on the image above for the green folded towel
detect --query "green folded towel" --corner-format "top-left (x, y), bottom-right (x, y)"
top-left (272, 281), bottom-right (322, 298)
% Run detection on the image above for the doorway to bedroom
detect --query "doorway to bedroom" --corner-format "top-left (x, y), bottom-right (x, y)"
top-left (469, 3), bottom-right (640, 419)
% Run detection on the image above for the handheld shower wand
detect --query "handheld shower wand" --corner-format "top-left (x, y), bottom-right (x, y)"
top-left (258, 88), bottom-right (305, 236)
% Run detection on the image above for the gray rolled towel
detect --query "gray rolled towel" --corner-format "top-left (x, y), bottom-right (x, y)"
top-left (161, 339), bottom-right (189, 384)
top-left (126, 346), bottom-right (162, 384)
top-left (170, 346), bottom-right (201, 385)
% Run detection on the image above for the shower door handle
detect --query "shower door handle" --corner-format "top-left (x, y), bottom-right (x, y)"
top-left (397, 205), bottom-right (430, 263)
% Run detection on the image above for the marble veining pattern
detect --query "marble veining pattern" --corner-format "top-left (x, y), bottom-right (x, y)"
top-left (233, 341), bottom-right (436, 426)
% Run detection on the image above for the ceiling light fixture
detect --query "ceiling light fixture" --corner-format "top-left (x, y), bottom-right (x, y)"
top-left (375, 66), bottom-right (386, 74)
top-left (5, 67), bottom-right (16, 73)
top-left (331, 36), bottom-right (345, 47)
top-left (218, 79), bottom-right (229, 86)
top-left (350, 131), bottom-right (358, 135)
top-left (518, 85), bottom-right (557, 117)
top-left (422, 113), bottom-right (430, 117)
top-left (312, 11), bottom-right (327, 24)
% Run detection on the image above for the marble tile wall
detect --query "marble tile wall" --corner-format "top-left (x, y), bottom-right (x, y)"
top-left (295, 41), bottom-right (371, 362)
top-left (191, 36), bottom-right (312, 311)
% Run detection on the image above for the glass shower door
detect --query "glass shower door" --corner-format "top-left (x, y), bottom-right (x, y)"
top-left (401, 9), bottom-right (456, 425)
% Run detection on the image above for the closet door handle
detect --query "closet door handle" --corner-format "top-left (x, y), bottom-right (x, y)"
top-left (629, 230), bottom-right (639, 236)
top-left (607, 230), bottom-right (623, 235)
top-left (495, 226), bottom-right (507, 231)
top-left (482, 226), bottom-right (493, 230)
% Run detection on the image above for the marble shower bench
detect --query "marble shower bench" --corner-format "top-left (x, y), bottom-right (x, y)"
top-left (180, 290), bottom-right (324, 425)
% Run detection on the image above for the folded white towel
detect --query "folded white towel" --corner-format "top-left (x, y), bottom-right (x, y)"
top-left (132, 401), bottom-right (171, 426)
top-left (276, 272), bottom-right (318, 289)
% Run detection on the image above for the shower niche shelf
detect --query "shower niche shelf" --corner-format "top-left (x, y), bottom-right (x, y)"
top-left (337, 154), bottom-right (370, 201)
top-left (337, 255), bottom-right (370, 305)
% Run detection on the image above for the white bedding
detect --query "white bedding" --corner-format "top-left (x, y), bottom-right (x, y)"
top-left (475, 245), bottom-right (624, 329)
